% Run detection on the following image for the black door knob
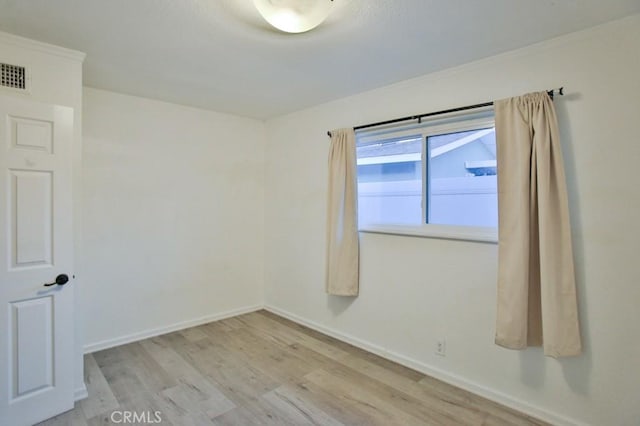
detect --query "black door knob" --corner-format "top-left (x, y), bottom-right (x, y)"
top-left (44, 274), bottom-right (69, 287)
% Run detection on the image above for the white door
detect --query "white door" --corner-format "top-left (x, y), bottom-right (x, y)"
top-left (0, 96), bottom-right (74, 426)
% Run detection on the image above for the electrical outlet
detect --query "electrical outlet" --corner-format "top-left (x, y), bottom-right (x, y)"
top-left (435, 339), bottom-right (446, 356)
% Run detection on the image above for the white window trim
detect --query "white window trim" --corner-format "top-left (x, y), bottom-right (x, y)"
top-left (356, 110), bottom-right (498, 242)
top-left (359, 224), bottom-right (498, 243)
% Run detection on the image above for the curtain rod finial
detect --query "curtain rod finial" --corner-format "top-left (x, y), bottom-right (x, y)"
top-left (327, 131), bottom-right (332, 137)
top-left (548, 87), bottom-right (565, 99)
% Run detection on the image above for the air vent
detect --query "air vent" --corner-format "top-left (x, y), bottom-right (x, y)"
top-left (1, 63), bottom-right (27, 90)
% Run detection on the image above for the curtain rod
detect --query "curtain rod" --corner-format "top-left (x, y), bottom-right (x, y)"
top-left (327, 87), bottom-right (564, 137)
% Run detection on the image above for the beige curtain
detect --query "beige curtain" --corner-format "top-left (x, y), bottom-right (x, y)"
top-left (494, 92), bottom-right (581, 357)
top-left (326, 128), bottom-right (359, 296)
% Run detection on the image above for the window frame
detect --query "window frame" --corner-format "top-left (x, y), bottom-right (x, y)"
top-left (356, 110), bottom-right (498, 243)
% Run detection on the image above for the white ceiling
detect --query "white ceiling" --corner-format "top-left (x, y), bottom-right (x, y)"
top-left (0, 1), bottom-right (639, 119)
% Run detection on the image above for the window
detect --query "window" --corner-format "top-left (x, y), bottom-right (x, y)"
top-left (356, 110), bottom-right (497, 237)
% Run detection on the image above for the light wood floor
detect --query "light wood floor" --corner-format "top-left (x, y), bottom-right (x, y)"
top-left (39, 310), bottom-right (547, 425)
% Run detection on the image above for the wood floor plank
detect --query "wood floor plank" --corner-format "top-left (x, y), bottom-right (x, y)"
top-left (305, 368), bottom-right (429, 425)
top-left (283, 380), bottom-right (384, 426)
top-left (91, 345), bottom-right (129, 369)
top-left (265, 385), bottom-right (346, 426)
top-left (154, 383), bottom-right (233, 425)
top-left (237, 311), bottom-right (352, 362)
top-left (138, 338), bottom-right (234, 408)
top-left (234, 328), bottom-right (319, 374)
top-left (282, 338), bottom-right (482, 425)
top-left (211, 406), bottom-right (271, 426)
top-left (212, 395), bottom-right (307, 426)
top-left (78, 354), bottom-right (119, 420)
top-left (118, 341), bottom-right (178, 393)
top-left (106, 392), bottom-right (173, 426)
top-left (179, 325), bottom-right (209, 342)
top-left (335, 353), bottom-right (488, 425)
top-left (220, 316), bottom-right (245, 330)
top-left (36, 404), bottom-right (88, 426)
top-left (98, 360), bottom-right (149, 406)
top-left (166, 329), bottom-right (282, 406)
top-left (258, 310), bottom-right (425, 380)
top-left (35, 310), bottom-right (547, 425)
top-left (417, 376), bottom-right (547, 426)
top-left (204, 326), bottom-right (318, 385)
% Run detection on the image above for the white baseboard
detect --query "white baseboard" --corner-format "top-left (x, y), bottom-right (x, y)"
top-left (84, 304), bottom-right (263, 354)
top-left (264, 304), bottom-right (585, 426)
top-left (74, 383), bottom-right (88, 401)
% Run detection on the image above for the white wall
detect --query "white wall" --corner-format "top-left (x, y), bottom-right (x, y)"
top-left (263, 15), bottom-right (640, 426)
top-left (81, 88), bottom-right (265, 349)
top-left (0, 32), bottom-right (86, 399)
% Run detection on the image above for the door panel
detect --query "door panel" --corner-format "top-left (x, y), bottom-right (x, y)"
top-left (11, 116), bottom-right (54, 153)
top-left (11, 170), bottom-right (53, 268)
top-left (12, 296), bottom-right (54, 397)
top-left (0, 97), bottom-right (74, 426)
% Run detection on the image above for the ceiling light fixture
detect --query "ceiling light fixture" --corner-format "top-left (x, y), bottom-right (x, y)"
top-left (253, 0), bottom-right (334, 34)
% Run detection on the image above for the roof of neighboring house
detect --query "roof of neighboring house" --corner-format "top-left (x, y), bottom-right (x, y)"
top-left (357, 137), bottom-right (422, 158)
top-left (357, 128), bottom-right (495, 160)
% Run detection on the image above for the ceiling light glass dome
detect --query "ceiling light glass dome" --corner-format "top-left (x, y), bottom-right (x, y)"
top-left (253, 0), bottom-right (334, 33)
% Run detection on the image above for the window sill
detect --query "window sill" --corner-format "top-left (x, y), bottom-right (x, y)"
top-left (359, 224), bottom-right (498, 243)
